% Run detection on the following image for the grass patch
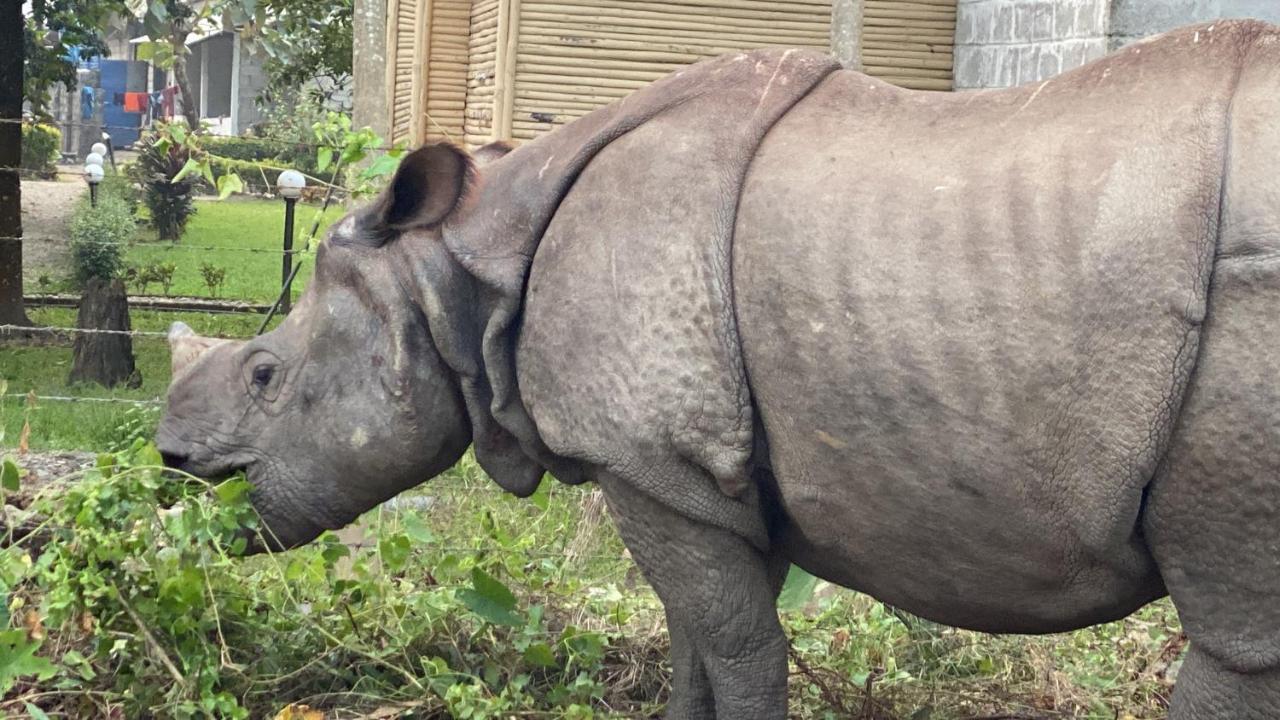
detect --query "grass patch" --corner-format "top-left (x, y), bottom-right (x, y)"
top-left (2, 308), bottom-right (277, 451)
top-left (126, 197), bottom-right (345, 302)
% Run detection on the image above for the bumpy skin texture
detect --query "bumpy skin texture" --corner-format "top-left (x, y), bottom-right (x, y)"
top-left (735, 26), bottom-right (1240, 633)
top-left (156, 21), bottom-right (1280, 719)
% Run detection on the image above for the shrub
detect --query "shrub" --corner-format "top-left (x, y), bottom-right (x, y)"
top-left (98, 167), bottom-right (142, 215)
top-left (133, 122), bottom-right (199, 241)
top-left (68, 194), bottom-right (134, 286)
top-left (201, 135), bottom-right (280, 163)
top-left (199, 263), bottom-right (227, 297)
top-left (20, 122), bottom-right (61, 178)
top-left (132, 261), bottom-right (176, 296)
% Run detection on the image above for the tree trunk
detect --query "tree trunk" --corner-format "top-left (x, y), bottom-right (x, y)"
top-left (171, 22), bottom-right (199, 130)
top-left (69, 278), bottom-right (141, 389)
top-left (0, 0), bottom-right (30, 327)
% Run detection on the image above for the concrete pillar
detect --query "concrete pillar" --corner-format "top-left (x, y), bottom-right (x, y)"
top-left (230, 33), bottom-right (242, 134)
top-left (353, 0), bottom-right (390, 141)
top-left (199, 45), bottom-right (209, 120)
top-left (830, 0), bottom-right (864, 70)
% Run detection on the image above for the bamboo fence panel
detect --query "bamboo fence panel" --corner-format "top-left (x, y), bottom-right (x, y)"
top-left (465, 0), bottom-right (500, 145)
top-left (395, 0), bottom-right (960, 147)
top-left (386, 0), bottom-right (423, 144)
top-left (510, 0), bottom-right (831, 139)
top-left (861, 0), bottom-right (956, 90)
top-left (421, 0), bottom-right (471, 143)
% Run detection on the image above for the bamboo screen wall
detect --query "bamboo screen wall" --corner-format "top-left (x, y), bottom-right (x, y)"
top-left (386, 0), bottom-right (957, 147)
top-left (862, 0), bottom-right (955, 91)
top-left (421, 0), bottom-right (471, 142)
top-left (386, 0), bottom-right (421, 143)
top-left (507, 0), bottom-right (833, 140)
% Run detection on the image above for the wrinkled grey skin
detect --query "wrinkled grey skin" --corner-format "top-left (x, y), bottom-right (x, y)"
top-left (157, 21), bottom-right (1280, 718)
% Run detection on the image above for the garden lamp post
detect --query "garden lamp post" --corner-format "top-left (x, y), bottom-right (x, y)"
top-left (84, 163), bottom-right (104, 208)
top-left (276, 170), bottom-right (306, 314)
top-left (92, 140), bottom-right (114, 172)
top-left (84, 151), bottom-right (104, 170)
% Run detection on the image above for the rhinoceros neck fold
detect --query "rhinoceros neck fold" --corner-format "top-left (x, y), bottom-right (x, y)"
top-left (439, 48), bottom-right (840, 536)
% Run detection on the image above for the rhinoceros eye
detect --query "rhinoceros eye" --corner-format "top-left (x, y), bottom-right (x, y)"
top-left (251, 364), bottom-right (275, 390)
top-left (243, 350), bottom-right (285, 406)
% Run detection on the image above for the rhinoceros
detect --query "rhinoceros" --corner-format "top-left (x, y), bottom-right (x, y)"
top-left (156, 20), bottom-right (1280, 718)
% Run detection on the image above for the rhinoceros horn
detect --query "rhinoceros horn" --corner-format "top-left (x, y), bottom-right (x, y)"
top-left (168, 321), bottom-right (232, 379)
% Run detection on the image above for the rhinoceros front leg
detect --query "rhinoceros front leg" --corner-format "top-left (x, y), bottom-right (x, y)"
top-left (665, 616), bottom-right (717, 719)
top-left (597, 470), bottom-right (789, 720)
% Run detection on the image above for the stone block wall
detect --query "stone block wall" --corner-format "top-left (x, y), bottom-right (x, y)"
top-left (955, 0), bottom-right (1280, 89)
top-left (954, 0), bottom-right (1110, 88)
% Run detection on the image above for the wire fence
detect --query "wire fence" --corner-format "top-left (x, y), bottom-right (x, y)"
top-left (0, 115), bottom-right (372, 414)
top-left (2, 235), bottom-right (303, 255)
top-left (0, 115), bottom-right (404, 157)
top-left (1, 324), bottom-right (248, 340)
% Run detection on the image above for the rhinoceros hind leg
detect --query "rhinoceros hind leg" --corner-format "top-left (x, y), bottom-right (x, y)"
top-left (1169, 645), bottom-right (1280, 719)
top-left (1144, 263), bottom-right (1280, 718)
top-left (597, 469), bottom-right (788, 720)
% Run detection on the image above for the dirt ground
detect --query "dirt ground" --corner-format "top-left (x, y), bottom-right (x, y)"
top-left (9, 450), bottom-right (94, 495)
top-left (21, 177), bottom-right (85, 281)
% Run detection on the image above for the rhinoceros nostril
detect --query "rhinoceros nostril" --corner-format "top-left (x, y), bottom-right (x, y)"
top-left (160, 451), bottom-right (190, 470)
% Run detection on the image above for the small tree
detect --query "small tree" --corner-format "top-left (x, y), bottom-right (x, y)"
top-left (130, 0), bottom-right (199, 130)
top-left (67, 193), bottom-right (141, 389)
top-left (133, 122), bottom-right (199, 241)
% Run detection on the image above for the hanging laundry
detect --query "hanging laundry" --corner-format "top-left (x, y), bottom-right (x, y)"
top-left (80, 86), bottom-right (95, 119)
top-left (160, 86), bottom-right (179, 119)
top-left (123, 92), bottom-right (148, 113)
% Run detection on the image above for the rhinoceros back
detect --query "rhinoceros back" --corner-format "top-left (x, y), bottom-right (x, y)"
top-left (734, 22), bottom-right (1259, 631)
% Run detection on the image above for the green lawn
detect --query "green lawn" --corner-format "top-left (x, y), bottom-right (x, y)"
top-left (2, 307), bottom-right (276, 451)
top-left (3, 195), bottom-right (335, 451)
top-left (126, 197), bottom-right (346, 302)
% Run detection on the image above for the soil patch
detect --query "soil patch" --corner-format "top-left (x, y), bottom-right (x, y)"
top-left (20, 177), bottom-right (86, 281)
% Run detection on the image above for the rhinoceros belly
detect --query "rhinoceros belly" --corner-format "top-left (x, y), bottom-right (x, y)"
top-left (734, 63), bottom-right (1230, 632)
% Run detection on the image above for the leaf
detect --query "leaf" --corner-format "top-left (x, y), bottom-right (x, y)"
top-left (777, 565), bottom-right (820, 612)
top-left (527, 476), bottom-right (552, 509)
top-left (458, 567), bottom-right (521, 626)
top-left (148, 1), bottom-right (169, 25)
top-left (522, 642), bottom-right (556, 668)
top-left (0, 630), bottom-right (56, 696)
top-left (213, 477), bottom-right (252, 505)
top-left (316, 146), bottom-right (333, 173)
top-left (16, 421), bottom-right (28, 456)
top-left (1, 458), bottom-right (19, 492)
top-left (401, 513), bottom-right (435, 544)
top-left (170, 124), bottom-right (186, 145)
top-left (377, 533), bottom-right (411, 573)
top-left (216, 173), bottom-right (244, 200)
top-left (359, 153), bottom-right (401, 181)
top-left (134, 442), bottom-right (163, 468)
top-left (171, 157), bottom-right (203, 184)
top-left (24, 703), bottom-right (49, 720)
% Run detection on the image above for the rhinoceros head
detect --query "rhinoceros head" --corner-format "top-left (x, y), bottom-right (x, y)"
top-left (156, 143), bottom-right (521, 550)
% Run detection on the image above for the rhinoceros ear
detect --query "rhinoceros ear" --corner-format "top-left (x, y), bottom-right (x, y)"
top-left (378, 143), bottom-right (473, 231)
